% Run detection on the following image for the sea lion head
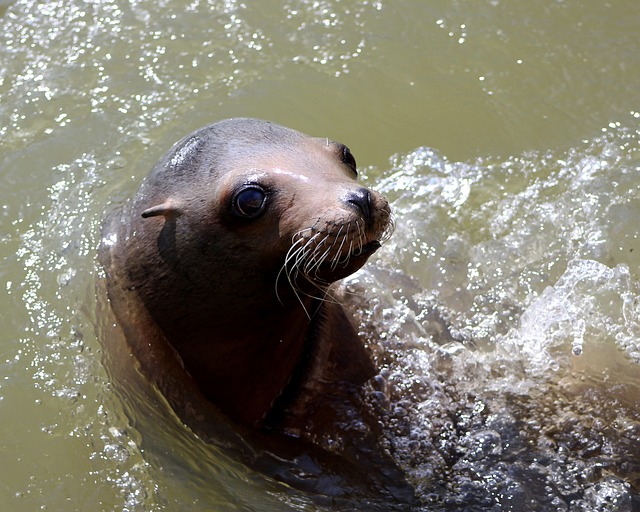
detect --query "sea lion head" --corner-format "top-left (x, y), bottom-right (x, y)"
top-left (120, 118), bottom-right (392, 324)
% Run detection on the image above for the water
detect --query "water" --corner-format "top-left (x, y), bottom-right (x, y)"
top-left (1, 0), bottom-right (639, 510)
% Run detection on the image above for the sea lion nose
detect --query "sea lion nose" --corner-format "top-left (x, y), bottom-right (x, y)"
top-left (344, 187), bottom-right (372, 224)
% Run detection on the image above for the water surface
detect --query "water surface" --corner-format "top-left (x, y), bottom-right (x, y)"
top-left (1, 0), bottom-right (639, 510)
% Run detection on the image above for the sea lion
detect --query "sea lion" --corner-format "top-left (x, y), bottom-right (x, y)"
top-left (99, 118), bottom-right (412, 505)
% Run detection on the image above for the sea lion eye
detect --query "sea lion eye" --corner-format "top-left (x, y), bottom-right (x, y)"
top-left (233, 186), bottom-right (267, 218)
top-left (340, 145), bottom-right (357, 176)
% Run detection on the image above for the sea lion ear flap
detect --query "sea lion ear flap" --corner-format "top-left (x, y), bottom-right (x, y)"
top-left (141, 199), bottom-right (182, 219)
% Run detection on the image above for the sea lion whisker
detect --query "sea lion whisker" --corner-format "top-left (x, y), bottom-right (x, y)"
top-left (302, 272), bottom-right (331, 293)
top-left (280, 240), bottom-right (340, 307)
top-left (275, 259), bottom-right (295, 305)
top-left (302, 235), bottom-right (331, 274)
top-left (307, 253), bottom-right (328, 280)
top-left (381, 210), bottom-right (396, 242)
top-left (292, 226), bottom-right (314, 239)
top-left (279, 246), bottom-right (314, 318)
top-left (295, 231), bottom-right (322, 252)
top-left (288, 235), bottom-right (320, 277)
top-left (290, 248), bottom-right (315, 287)
top-left (290, 284), bottom-right (312, 319)
top-left (276, 238), bottom-right (312, 305)
top-left (311, 282), bottom-right (342, 305)
top-left (330, 225), bottom-right (349, 271)
top-left (288, 230), bottom-right (314, 254)
top-left (279, 237), bottom-right (306, 278)
top-left (294, 273), bottom-right (337, 305)
top-left (278, 255), bottom-right (336, 306)
top-left (278, 232), bottom-right (335, 310)
top-left (347, 239), bottom-right (355, 263)
top-left (294, 244), bottom-right (314, 270)
top-left (332, 238), bottom-right (353, 269)
top-left (306, 247), bottom-right (329, 279)
top-left (333, 234), bottom-right (352, 267)
top-left (355, 218), bottom-right (364, 238)
top-left (307, 244), bottom-right (333, 278)
top-left (355, 220), bottom-right (365, 254)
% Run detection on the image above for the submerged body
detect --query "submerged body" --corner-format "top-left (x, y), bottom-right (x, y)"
top-left (99, 118), bottom-right (412, 504)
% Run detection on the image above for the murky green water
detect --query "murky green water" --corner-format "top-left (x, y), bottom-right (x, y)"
top-left (1, 0), bottom-right (639, 510)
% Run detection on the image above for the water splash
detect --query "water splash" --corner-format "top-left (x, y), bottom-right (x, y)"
top-left (351, 120), bottom-right (640, 509)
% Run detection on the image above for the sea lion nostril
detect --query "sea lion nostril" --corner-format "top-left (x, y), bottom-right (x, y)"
top-left (345, 187), bottom-right (372, 223)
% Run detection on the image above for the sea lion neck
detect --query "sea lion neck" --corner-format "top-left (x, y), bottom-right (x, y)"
top-left (166, 297), bottom-right (320, 426)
